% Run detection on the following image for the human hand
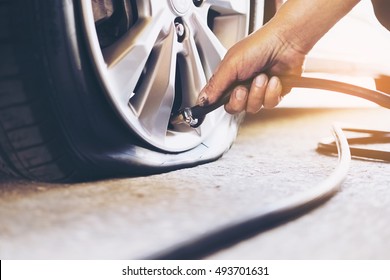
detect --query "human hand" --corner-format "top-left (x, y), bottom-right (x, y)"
top-left (197, 0), bottom-right (362, 114)
top-left (197, 23), bottom-right (306, 114)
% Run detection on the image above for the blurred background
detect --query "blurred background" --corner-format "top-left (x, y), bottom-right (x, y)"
top-left (280, 0), bottom-right (390, 107)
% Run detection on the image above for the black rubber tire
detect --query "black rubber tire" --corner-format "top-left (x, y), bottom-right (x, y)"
top-left (0, 0), bottom-right (153, 181)
top-left (0, 0), bottom-right (81, 181)
top-left (0, 0), bottom-right (249, 182)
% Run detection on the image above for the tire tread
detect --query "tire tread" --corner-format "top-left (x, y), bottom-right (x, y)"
top-left (0, 1), bottom-right (79, 181)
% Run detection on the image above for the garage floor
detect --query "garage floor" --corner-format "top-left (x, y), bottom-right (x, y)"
top-left (0, 107), bottom-right (388, 259)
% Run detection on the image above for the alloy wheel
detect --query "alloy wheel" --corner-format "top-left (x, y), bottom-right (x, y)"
top-left (81, 0), bottom-right (252, 151)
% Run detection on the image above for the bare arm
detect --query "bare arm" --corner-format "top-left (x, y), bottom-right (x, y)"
top-left (371, 0), bottom-right (390, 30)
top-left (198, 0), bottom-right (361, 113)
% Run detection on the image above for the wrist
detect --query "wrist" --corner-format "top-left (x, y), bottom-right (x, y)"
top-left (267, 0), bottom-right (361, 54)
top-left (266, 9), bottom-right (316, 55)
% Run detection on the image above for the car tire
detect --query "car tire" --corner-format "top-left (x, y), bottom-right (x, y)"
top-left (0, 0), bottom-right (264, 182)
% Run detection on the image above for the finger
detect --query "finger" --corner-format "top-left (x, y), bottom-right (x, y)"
top-left (246, 74), bottom-right (268, 114)
top-left (197, 54), bottom-right (237, 106)
top-left (263, 76), bottom-right (283, 109)
top-left (225, 86), bottom-right (248, 114)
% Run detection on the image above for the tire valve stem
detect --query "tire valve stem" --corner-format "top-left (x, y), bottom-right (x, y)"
top-left (170, 108), bottom-right (200, 128)
top-left (170, 79), bottom-right (252, 129)
top-left (169, 92), bottom-right (230, 128)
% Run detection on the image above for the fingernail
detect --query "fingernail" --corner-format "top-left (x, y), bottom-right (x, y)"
top-left (235, 88), bottom-right (247, 101)
top-left (255, 74), bottom-right (267, 87)
top-left (268, 76), bottom-right (280, 91)
top-left (197, 91), bottom-right (209, 106)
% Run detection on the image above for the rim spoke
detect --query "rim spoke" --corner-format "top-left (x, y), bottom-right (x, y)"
top-left (135, 26), bottom-right (178, 139)
top-left (180, 34), bottom-right (207, 107)
top-left (192, 12), bottom-right (227, 79)
top-left (104, 11), bottom-right (171, 101)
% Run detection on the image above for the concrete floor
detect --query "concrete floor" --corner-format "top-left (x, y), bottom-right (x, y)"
top-left (0, 107), bottom-right (389, 259)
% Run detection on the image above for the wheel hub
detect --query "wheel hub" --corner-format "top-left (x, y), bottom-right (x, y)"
top-left (169, 0), bottom-right (191, 15)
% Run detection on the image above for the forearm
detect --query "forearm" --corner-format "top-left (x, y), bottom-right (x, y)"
top-left (371, 0), bottom-right (390, 30)
top-left (267, 0), bottom-right (361, 54)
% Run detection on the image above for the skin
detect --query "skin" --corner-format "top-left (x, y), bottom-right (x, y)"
top-left (198, 0), bottom-right (361, 114)
top-left (371, 0), bottom-right (390, 30)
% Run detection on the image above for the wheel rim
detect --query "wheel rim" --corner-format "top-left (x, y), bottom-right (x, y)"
top-left (80, 0), bottom-right (252, 152)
